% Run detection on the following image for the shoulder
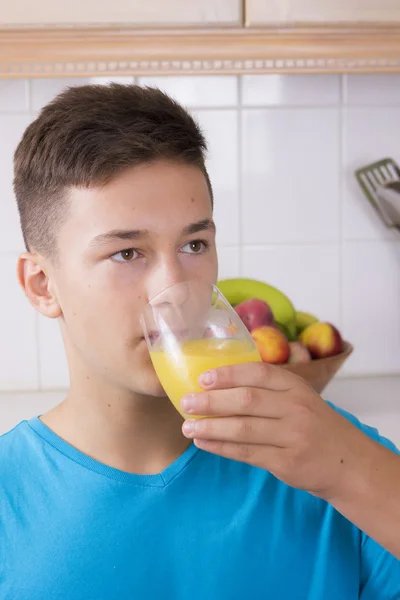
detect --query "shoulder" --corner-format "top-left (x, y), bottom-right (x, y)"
top-left (0, 420), bottom-right (36, 478)
top-left (0, 420), bottom-right (28, 449)
top-left (326, 400), bottom-right (399, 455)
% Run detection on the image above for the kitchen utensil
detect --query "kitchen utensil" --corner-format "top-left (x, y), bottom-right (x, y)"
top-left (355, 158), bottom-right (400, 231)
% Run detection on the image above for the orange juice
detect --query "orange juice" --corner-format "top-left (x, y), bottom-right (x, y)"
top-left (149, 338), bottom-right (262, 418)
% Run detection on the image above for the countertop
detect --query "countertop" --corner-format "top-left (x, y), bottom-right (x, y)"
top-left (0, 375), bottom-right (399, 445)
top-left (323, 374), bottom-right (400, 447)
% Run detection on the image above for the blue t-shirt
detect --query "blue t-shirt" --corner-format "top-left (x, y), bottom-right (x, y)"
top-left (1, 402), bottom-right (399, 599)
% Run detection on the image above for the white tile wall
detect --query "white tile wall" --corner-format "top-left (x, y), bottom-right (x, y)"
top-left (193, 109), bottom-right (240, 246)
top-left (241, 107), bottom-right (340, 244)
top-left (38, 317), bottom-right (70, 390)
top-left (342, 241), bottom-right (400, 375)
top-left (0, 73), bottom-right (400, 392)
top-left (216, 246), bottom-right (241, 280)
top-left (343, 106), bottom-right (400, 242)
top-left (137, 75), bottom-right (238, 107)
top-left (0, 80), bottom-right (29, 112)
top-left (0, 255), bottom-right (38, 391)
top-left (242, 74), bottom-right (341, 106)
top-left (345, 74), bottom-right (400, 106)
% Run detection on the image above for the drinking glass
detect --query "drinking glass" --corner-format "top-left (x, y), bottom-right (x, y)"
top-left (141, 280), bottom-right (262, 419)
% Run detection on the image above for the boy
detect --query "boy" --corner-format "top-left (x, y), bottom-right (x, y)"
top-left (1, 83), bottom-right (399, 599)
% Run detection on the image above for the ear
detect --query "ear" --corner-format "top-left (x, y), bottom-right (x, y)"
top-left (17, 252), bottom-right (62, 319)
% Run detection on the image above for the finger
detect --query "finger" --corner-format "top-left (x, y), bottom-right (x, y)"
top-left (193, 438), bottom-right (283, 469)
top-left (182, 415), bottom-right (287, 447)
top-left (181, 387), bottom-right (287, 418)
top-left (198, 360), bottom-right (298, 393)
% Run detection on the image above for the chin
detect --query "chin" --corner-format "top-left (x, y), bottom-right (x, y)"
top-left (143, 380), bottom-right (168, 398)
top-left (121, 341), bottom-right (167, 398)
top-left (131, 358), bottom-right (168, 398)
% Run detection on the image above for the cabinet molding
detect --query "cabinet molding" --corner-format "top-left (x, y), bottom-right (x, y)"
top-left (1, 26), bottom-right (400, 78)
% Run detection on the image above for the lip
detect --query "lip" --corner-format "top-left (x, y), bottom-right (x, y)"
top-left (147, 331), bottom-right (161, 344)
top-left (141, 328), bottom-right (191, 347)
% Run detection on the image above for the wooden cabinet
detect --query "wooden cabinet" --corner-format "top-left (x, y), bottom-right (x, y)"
top-left (245, 0), bottom-right (400, 26)
top-left (0, 0), bottom-right (242, 28)
top-left (1, 1), bottom-right (400, 77)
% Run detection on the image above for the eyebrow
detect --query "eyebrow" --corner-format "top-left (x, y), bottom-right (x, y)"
top-left (89, 228), bottom-right (149, 247)
top-left (182, 219), bottom-right (216, 236)
top-left (89, 219), bottom-right (216, 247)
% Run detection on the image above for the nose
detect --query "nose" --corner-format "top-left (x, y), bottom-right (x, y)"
top-left (145, 254), bottom-right (186, 303)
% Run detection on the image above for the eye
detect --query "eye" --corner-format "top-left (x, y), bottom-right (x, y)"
top-left (111, 248), bottom-right (140, 263)
top-left (181, 240), bottom-right (209, 254)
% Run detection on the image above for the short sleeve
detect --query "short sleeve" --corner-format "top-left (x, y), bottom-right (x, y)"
top-left (326, 401), bottom-right (400, 599)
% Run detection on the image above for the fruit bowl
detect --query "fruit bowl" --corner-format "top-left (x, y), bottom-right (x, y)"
top-left (279, 341), bottom-right (353, 394)
top-left (217, 277), bottom-right (354, 394)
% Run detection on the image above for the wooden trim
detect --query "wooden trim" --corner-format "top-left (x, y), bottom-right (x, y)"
top-left (1, 25), bottom-right (400, 78)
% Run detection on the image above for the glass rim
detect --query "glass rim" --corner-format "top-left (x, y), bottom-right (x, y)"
top-left (144, 280), bottom-right (219, 307)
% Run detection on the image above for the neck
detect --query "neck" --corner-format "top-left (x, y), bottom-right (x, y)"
top-left (41, 375), bottom-right (190, 475)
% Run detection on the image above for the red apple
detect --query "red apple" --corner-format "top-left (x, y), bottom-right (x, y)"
top-left (234, 298), bottom-right (274, 333)
top-left (287, 341), bottom-right (312, 364)
top-left (300, 322), bottom-right (343, 359)
top-left (251, 326), bottom-right (290, 364)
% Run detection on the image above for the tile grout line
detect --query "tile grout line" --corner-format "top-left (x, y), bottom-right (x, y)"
top-left (237, 74), bottom-right (244, 276)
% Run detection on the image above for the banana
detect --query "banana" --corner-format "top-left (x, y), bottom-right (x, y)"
top-left (274, 321), bottom-right (293, 341)
top-left (295, 311), bottom-right (319, 335)
top-left (217, 278), bottom-right (297, 340)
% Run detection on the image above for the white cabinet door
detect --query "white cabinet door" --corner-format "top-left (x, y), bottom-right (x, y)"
top-left (1, 0), bottom-right (242, 27)
top-left (246, 0), bottom-right (400, 25)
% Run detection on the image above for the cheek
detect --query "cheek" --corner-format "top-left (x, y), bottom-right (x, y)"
top-left (107, 260), bottom-right (147, 286)
top-left (180, 250), bottom-right (218, 280)
top-left (58, 270), bottom-right (146, 338)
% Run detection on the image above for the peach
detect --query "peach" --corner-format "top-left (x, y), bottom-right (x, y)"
top-left (251, 326), bottom-right (290, 364)
top-left (300, 322), bottom-right (343, 359)
top-left (234, 298), bottom-right (274, 333)
top-left (287, 341), bottom-right (311, 364)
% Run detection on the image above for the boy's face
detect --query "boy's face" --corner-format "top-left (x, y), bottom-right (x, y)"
top-left (36, 160), bottom-right (218, 397)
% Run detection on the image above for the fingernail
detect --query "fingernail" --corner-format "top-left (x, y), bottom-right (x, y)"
top-left (181, 394), bottom-right (197, 412)
top-left (200, 370), bottom-right (216, 386)
top-left (182, 420), bottom-right (195, 435)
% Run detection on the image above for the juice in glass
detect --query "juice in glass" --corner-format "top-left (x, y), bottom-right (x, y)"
top-left (150, 337), bottom-right (261, 418)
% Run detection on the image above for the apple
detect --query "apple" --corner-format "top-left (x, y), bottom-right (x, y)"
top-left (251, 326), bottom-right (290, 364)
top-left (287, 341), bottom-right (311, 364)
top-left (234, 298), bottom-right (274, 333)
top-left (300, 322), bottom-right (343, 359)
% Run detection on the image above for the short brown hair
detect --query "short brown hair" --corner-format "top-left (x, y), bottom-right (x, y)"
top-left (13, 83), bottom-right (212, 258)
